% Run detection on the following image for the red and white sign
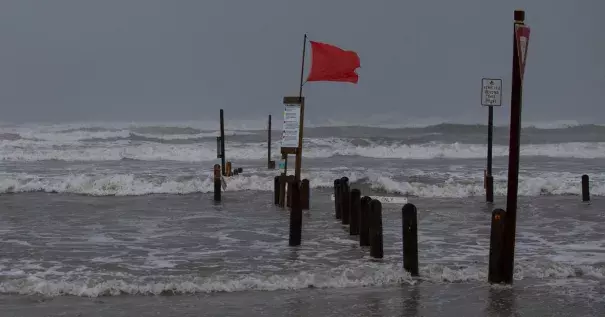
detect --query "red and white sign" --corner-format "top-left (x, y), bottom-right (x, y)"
top-left (515, 24), bottom-right (531, 81)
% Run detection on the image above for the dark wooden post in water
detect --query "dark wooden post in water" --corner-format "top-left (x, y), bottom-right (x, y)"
top-left (286, 175), bottom-right (295, 208)
top-left (219, 109), bottom-right (226, 176)
top-left (274, 176), bottom-right (280, 205)
top-left (289, 181), bottom-right (302, 246)
top-left (340, 177), bottom-right (351, 225)
top-left (267, 115), bottom-right (276, 169)
top-left (582, 174), bottom-right (590, 202)
top-left (349, 189), bottom-right (361, 235)
top-left (213, 164), bottom-right (221, 202)
top-left (500, 10), bottom-right (530, 285)
top-left (369, 199), bottom-right (384, 259)
top-left (488, 209), bottom-right (506, 283)
top-left (300, 179), bottom-right (310, 210)
top-left (359, 196), bottom-right (371, 246)
top-left (402, 203), bottom-right (419, 276)
top-left (278, 174), bottom-right (287, 208)
top-left (334, 179), bottom-right (342, 219)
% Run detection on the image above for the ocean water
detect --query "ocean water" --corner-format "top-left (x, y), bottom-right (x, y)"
top-left (0, 120), bottom-right (604, 316)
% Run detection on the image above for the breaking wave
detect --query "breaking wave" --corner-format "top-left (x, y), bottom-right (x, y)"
top-left (1, 170), bottom-right (602, 197)
top-left (2, 139), bottom-right (605, 162)
top-left (0, 260), bottom-right (601, 297)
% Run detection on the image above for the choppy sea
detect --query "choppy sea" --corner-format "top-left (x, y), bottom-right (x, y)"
top-left (0, 119), bottom-right (604, 316)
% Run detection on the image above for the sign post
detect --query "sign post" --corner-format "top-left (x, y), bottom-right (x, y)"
top-left (493, 10), bottom-right (530, 285)
top-left (481, 78), bottom-right (503, 203)
top-left (279, 97), bottom-right (303, 207)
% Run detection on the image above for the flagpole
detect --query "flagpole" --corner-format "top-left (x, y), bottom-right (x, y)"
top-left (294, 33), bottom-right (307, 182)
top-left (298, 34), bottom-right (307, 97)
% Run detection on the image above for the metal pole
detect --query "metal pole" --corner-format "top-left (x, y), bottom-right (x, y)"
top-left (294, 34), bottom-right (307, 181)
top-left (220, 109), bottom-right (226, 176)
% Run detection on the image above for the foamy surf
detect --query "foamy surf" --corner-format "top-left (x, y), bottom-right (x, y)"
top-left (0, 169), bottom-right (603, 197)
top-left (3, 139), bottom-right (605, 162)
top-left (0, 261), bottom-right (601, 297)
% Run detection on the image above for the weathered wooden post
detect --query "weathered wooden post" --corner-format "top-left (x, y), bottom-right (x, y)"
top-left (500, 9), bottom-right (531, 285)
top-left (402, 203), bottom-right (419, 276)
top-left (582, 174), bottom-right (590, 202)
top-left (369, 199), bottom-right (383, 258)
top-left (213, 164), bottom-right (221, 202)
top-left (340, 177), bottom-right (350, 225)
top-left (268, 114), bottom-right (276, 169)
top-left (286, 175), bottom-right (295, 208)
top-left (289, 181), bottom-right (302, 246)
top-left (301, 179), bottom-right (310, 210)
top-left (334, 179), bottom-right (342, 219)
top-left (349, 189), bottom-right (361, 235)
top-left (226, 161), bottom-right (232, 177)
top-left (278, 174), bottom-right (287, 208)
top-left (274, 176), bottom-right (280, 205)
top-left (359, 196), bottom-right (371, 246)
top-left (488, 209), bottom-right (506, 283)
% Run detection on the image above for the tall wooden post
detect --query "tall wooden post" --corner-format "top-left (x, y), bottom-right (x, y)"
top-left (268, 115), bottom-right (275, 169)
top-left (500, 10), bottom-right (530, 285)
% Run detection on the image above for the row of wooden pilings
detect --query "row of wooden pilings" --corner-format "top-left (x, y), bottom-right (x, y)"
top-left (273, 175), bottom-right (310, 209)
top-left (335, 177), bottom-right (420, 276)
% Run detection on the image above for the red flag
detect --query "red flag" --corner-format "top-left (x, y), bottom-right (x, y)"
top-left (306, 41), bottom-right (361, 84)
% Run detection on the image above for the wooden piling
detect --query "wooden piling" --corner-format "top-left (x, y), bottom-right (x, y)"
top-left (359, 196), bottom-right (371, 246)
top-left (582, 174), bottom-right (590, 202)
top-left (488, 208), bottom-right (506, 284)
top-left (267, 114), bottom-right (275, 169)
top-left (274, 176), bottom-right (280, 205)
top-left (349, 189), bottom-right (361, 235)
top-left (340, 177), bottom-right (351, 225)
top-left (334, 179), bottom-right (342, 219)
top-left (213, 164), bottom-right (221, 202)
top-left (486, 175), bottom-right (494, 203)
top-left (301, 179), bottom-right (310, 210)
top-left (402, 203), bottom-right (419, 276)
top-left (369, 199), bottom-right (384, 258)
top-left (278, 174), bottom-right (287, 208)
top-left (288, 181), bottom-right (302, 246)
top-left (286, 176), bottom-right (295, 208)
top-left (226, 161), bottom-right (232, 176)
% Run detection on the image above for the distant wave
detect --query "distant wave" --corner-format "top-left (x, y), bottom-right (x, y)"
top-left (2, 119), bottom-right (603, 134)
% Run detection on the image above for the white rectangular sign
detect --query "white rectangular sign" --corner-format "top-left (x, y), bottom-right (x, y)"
top-left (280, 103), bottom-right (301, 148)
top-left (481, 78), bottom-right (503, 106)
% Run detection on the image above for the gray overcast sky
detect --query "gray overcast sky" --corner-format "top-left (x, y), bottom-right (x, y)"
top-left (0, 0), bottom-right (603, 125)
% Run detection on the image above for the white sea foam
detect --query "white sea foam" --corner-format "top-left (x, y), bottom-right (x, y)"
top-left (0, 260), bottom-right (601, 297)
top-left (1, 169), bottom-right (603, 197)
top-left (3, 138), bottom-right (605, 162)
